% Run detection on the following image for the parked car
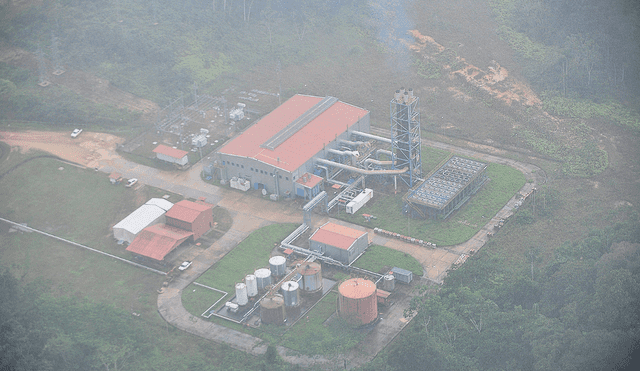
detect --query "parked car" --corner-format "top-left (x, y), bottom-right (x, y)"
top-left (125, 178), bottom-right (138, 188)
top-left (178, 261), bottom-right (192, 271)
top-left (71, 128), bottom-right (82, 138)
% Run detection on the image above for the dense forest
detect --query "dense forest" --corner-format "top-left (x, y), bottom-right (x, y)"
top-left (362, 215), bottom-right (640, 371)
top-left (492, 0), bottom-right (640, 97)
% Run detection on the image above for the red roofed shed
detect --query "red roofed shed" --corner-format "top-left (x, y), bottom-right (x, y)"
top-left (165, 200), bottom-right (213, 241)
top-left (126, 224), bottom-right (193, 261)
top-left (153, 145), bottom-right (189, 166)
top-left (309, 222), bottom-right (368, 264)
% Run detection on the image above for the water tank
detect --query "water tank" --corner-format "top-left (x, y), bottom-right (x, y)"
top-left (245, 274), bottom-right (258, 297)
top-left (281, 281), bottom-right (300, 307)
top-left (269, 256), bottom-right (287, 277)
top-left (260, 295), bottom-right (285, 325)
top-left (338, 278), bottom-right (378, 325)
top-left (383, 274), bottom-right (395, 291)
top-left (255, 268), bottom-right (272, 291)
top-left (299, 262), bottom-right (323, 294)
top-left (235, 283), bottom-right (248, 306)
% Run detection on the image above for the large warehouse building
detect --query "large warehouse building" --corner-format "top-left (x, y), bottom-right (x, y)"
top-left (216, 94), bottom-right (370, 199)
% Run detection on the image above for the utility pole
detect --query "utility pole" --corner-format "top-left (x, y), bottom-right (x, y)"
top-left (36, 45), bottom-right (50, 87)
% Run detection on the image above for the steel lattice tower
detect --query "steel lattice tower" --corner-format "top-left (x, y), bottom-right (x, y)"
top-left (391, 88), bottom-right (422, 187)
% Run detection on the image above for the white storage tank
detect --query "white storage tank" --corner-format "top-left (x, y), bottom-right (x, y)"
top-left (235, 283), bottom-right (248, 306)
top-left (245, 274), bottom-right (258, 297)
top-left (383, 274), bottom-right (395, 291)
top-left (255, 268), bottom-right (272, 290)
top-left (269, 256), bottom-right (287, 277)
top-left (281, 281), bottom-right (300, 307)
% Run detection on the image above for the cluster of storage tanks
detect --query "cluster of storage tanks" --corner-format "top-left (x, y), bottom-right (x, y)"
top-left (231, 255), bottom-right (326, 326)
top-left (234, 255), bottom-right (398, 327)
top-left (260, 260), bottom-right (325, 326)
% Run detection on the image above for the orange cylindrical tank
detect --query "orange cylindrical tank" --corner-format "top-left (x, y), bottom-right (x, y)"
top-left (337, 278), bottom-right (378, 325)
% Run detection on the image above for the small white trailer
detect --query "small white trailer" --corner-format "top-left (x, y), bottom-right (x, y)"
top-left (346, 188), bottom-right (373, 214)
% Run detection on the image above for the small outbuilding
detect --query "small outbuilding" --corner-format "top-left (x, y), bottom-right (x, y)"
top-left (153, 144), bottom-right (189, 166)
top-left (164, 200), bottom-right (213, 241)
top-left (391, 267), bottom-right (413, 284)
top-left (309, 222), bottom-right (368, 264)
top-left (112, 198), bottom-right (174, 243)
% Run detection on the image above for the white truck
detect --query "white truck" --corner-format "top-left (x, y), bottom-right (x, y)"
top-left (346, 188), bottom-right (373, 214)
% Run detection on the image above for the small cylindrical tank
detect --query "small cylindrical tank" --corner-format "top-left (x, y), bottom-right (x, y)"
top-left (269, 256), bottom-right (287, 277)
top-left (382, 274), bottom-right (395, 291)
top-left (299, 262), bottom-right (323, 294)
top-left (235, 282), bottom-right (248, 306)
top-left (281, 281), bottom-right (300, 307)
top-left (255, 268), bottom-right (272, 291)
top-left (338, 278), bottom-right (378, 325)
top-left (260, 295), bottom-right (285, 325)
top-left (245, 274), bottom-right (258, 297)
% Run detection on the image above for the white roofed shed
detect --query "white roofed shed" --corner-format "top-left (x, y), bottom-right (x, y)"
top-left (112, 198), bottom-right (174, 243)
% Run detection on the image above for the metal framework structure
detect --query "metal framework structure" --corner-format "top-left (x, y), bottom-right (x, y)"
top-left (50, 32), bottom-right (64, 75)
top-left (391, 88), bottom-right (422, 187)
top-left (155, 94), bottom-right (225, 135)
top-left (404, 156), bottom-right (488, 219)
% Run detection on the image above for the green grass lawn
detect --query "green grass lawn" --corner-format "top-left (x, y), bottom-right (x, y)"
top-left (0, 156), bottom-right (135, 243)
top-left (352, 245), bottom-right (424, 276)
top-left (182, 283), bottom-right (226, 316)
top-left (195, 224), bottom-right (298, 295)
top-left (280, 291), bottom-right (367, 355)
top-left (337, 162), bottom-right (526, 246)
top-left (0, 153), bottom-right (184, 260)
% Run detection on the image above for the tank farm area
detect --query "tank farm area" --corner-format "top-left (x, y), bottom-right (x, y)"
top-left (194, 88), bottom-right (493, 333)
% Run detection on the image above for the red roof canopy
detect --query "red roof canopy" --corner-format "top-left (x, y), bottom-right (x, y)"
top-left (126, 224), bottom-right (193, 261)
top-left (165, 200), bottom-right (212, 223)
top-left (295, 173), bottom-right (323, 189)
top-left (153, 144), bottom-right (189, 159)
top-left (310, 222), bottom-right (367, 250)
top-left (217, 95), bottom-right (368, 172)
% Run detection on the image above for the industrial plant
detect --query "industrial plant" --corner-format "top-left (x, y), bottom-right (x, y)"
top-left (211, 88), bottom-right (487, 222)
top-left (152, 89), bottom-right (491, 333)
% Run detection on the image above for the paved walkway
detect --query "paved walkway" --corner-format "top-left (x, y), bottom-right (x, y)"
top-left (93, 137), bottom-right (544, 369)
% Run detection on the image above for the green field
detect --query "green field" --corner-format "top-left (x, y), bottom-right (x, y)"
top-left (338, 162), bottom-right (526, 245)
top-left (280, 291), bottom-right (366, 355)
top-left (0, 154), bottom-right (183, 259)
top-left (182, 283), bottom-right (226, 317)
top-left (353, 245), bottom-right (424, 276)
top-left (195, 224), bottom-right (298, 295)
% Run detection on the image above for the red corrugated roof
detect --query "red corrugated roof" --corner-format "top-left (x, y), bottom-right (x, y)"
top-left (165, 200), bottom-right (212, 223)
top-left (310, 222), bottom-right (367, 250)
top-left (126, 224), bottom-right (193, 261)
top-left (153, 144), bottom-right (189, 159)
top-left (295, 173), bottom-right (323, 189)
top-left (217, 95), bottom-right (368, 172)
